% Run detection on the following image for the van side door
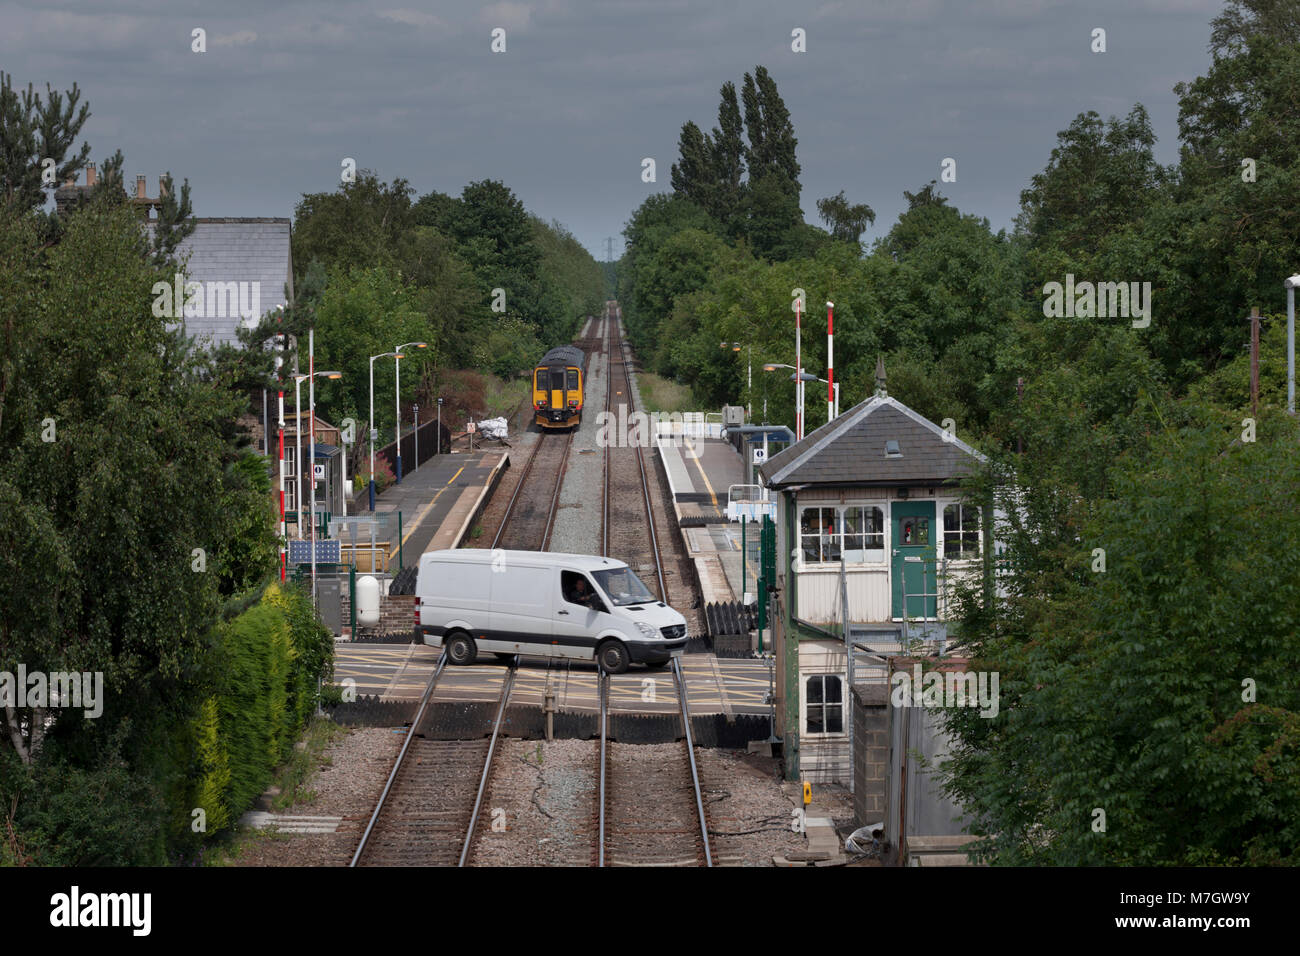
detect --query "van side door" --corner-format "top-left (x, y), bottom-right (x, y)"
top-left (487, 562), bottom-right (553, 655)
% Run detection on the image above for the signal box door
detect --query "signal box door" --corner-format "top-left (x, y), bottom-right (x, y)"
top-left (891, 501), bottom-right (937, 619)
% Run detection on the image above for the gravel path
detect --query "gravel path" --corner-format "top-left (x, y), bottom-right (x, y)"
top-left (226, 726), bottom-right (401, 867)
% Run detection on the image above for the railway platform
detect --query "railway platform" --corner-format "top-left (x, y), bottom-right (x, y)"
top-left (655, 434), bottom-right (752, 605)
top-left (361, 448), bottom-right (508, 557)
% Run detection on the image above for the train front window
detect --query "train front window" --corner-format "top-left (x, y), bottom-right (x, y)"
top-left (592, 567), bottom-right (656, 607)
top-left (535, 370), bottom-right (546, 391)
top-left (567, 369), bottom-right (579, 390)
top-left (550, 369), bottom-right (566, 391)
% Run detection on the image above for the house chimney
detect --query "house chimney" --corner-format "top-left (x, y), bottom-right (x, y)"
top-left (136, 175), bottom-right (146, 199)
top-left (86, 163), bottom-right (97, 187)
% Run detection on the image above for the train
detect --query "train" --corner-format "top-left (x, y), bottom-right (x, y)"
top-left (532, 344), bottom-right (586, 430)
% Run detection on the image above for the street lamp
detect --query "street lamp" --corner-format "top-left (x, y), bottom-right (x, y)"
top-left (369, 350), bottom-right (404, 511)
top-left (721, 341), bottom-right (753, 421)
top-left (763, 363), bottom-right (840, 430)
top-left (394, 341), bottom-right (428, 484)
top-left (293, 368), bottom-right (343, 533)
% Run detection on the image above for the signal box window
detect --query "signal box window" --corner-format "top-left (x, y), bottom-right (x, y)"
top-left (805, 675), bottom-right (844, 735)
top-left (943, 504), bottom-right (981, 560)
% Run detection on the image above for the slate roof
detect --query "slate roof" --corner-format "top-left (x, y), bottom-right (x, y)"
top-left (154, 218), bottom-right (293, 347)
top-left (757, 394), bottom-right (987, 488)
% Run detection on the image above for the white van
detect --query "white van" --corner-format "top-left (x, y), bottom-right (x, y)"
top-left (414, 549), bottom-right (689, 673)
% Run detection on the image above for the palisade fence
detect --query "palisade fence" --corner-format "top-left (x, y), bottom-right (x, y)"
top-left (378, 417), bottom-right (451, 474)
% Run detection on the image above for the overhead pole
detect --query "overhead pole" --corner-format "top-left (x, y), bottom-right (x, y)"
top-left (1250, 307), bottom-right (1260, 418)
top-left (309, 328), bottom-right (317, 606)
top-left (795, 297), bottom-right (803, 441)
top-left (826, 300), bottom-right (835, 423)
top-left (1286, 275), bottom-right (1300, 414)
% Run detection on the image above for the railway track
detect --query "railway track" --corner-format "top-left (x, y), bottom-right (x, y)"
top-left (601, 310), bottom-right (702, 634)
top-left (597, 657), bottom-right (714, 866)
top-left (350, 655), bottom-right (518, 867)
top-left (490, 429), bottom-right (572, 551)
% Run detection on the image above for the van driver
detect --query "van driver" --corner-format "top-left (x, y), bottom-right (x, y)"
top-left (566, 576), bottom-right (597, 609)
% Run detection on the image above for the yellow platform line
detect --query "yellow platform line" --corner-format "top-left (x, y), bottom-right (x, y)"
top-left (400, 466), bottom-right (465, 548)
top-left (685, 439), bottom-right (719, 509)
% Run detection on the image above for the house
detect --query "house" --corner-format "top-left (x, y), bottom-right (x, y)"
top-left (165, 216), bottom-right (293, 347)
top-left (58, 171), bottom-right (294, 349)
top-left (756, 361), bottom-right (991, 783)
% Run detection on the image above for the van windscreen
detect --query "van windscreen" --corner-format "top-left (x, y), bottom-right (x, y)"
top-left (592, 567), bottom-right (656, 606)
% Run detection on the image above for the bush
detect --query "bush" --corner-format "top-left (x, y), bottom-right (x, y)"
top-left (178, 582), bottom-right (334, 845)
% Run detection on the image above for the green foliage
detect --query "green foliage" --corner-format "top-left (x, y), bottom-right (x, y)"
top-left (212, 450), bottom-right (280, 597)
top-left (617, 2), bottom-right (1300, 866)
top-left (179, 582), bottom-right (331, 846)
top-left (0, 72), bottom-right (91, 213)
top-left (190, 697), bottom-right (231, 835)
top-left (942, 410), bottom-right (1300, 865)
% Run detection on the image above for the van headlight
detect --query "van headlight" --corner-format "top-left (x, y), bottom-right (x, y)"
top-left (636, 622), bottom-right (657, 640)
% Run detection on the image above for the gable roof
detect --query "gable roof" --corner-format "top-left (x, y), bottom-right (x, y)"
top-left (155, 218), bottom-right (293, 347)
top-left (757, 394), bottom-right (987, 489)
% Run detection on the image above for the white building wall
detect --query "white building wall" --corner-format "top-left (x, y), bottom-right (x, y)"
top-left (798, 640), bottom-right (850, 784)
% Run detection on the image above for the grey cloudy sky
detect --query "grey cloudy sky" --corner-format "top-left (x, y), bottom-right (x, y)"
top-left (2, 0), bottom-right (1225, 259)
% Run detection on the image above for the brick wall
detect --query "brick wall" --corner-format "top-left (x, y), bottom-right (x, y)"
top-left (852, 682), bottom-right (890, 826)
top-left (337, 574), bottom-right (416, 639)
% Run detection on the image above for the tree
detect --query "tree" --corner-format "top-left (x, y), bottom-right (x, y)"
top-left (816, 190), bottom-right (875, 244)
top-left (941, 408), bottom-right (1300, 865)
top-left (711, 81), bottom-right (746, 229)
top-left (1016, 105), bottom-right (1165, 257)
top-left (0, 72), bottom-right (91, 213)
top-left (669, 121), bottom-right (716, 216)
top-left (292, 172), bottom-right (415, 280)
top-left (741, 66), bottom-right (800, 198)
top-left (0, 194), bottom-right (292, 865)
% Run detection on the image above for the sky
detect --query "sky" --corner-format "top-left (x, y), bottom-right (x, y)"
top-left (1, 0), bottom-right (1227, 259)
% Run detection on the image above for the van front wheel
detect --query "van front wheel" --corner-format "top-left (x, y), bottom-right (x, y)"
top-left (597, 641), bottom-right (629, 675)
top-left (446, 632), bottom-right (476, 665)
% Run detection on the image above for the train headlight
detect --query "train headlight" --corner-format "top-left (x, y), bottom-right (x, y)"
top-left (568, 399), bottom-right (578, 407)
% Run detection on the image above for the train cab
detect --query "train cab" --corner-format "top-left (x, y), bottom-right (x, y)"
top-left (533, 345), bottom-right (585, 430)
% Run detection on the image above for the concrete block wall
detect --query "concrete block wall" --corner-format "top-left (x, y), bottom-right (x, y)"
top-left (852, 682), bottom-right (890, 826)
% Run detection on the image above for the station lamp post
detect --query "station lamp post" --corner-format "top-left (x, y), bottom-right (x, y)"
top-left (393, 341), bottom-right (428, 484)
top-left (764, 363), bottom-right (840, 432)
top-left (721, 341), bottom-right (753, 421)
top-left (369, 350), bottom-right (405, 511)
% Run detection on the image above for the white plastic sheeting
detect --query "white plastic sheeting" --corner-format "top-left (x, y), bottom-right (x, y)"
top-left (475, 417), bottom-right (509, 440)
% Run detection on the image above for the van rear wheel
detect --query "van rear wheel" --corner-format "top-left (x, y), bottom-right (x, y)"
top-left (446, 632), bottom-right (476, 665)
top-left (597, 641), bottom-right (629, 674)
